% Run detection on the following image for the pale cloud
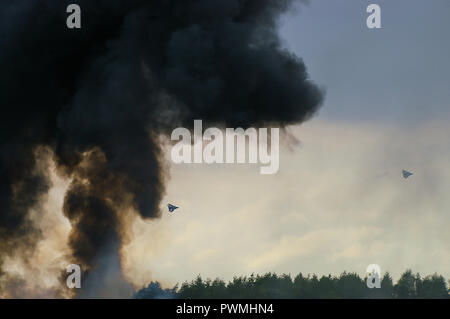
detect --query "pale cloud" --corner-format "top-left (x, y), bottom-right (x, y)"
top-left (244, 226), bottom-right (382, 270)
top-left (124, 119), bottom-right (450, 286)
top-left (3, 120), bottom-right (449, 293)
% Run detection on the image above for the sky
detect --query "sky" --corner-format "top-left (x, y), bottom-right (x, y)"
top-left (119, 0), bottom-right (450, 287)
top-left (3, 0), bottom-right (449, 293)
top-left (281, 0), bottom-right (450, 124)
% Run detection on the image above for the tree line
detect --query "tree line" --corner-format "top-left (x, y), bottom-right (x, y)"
top-left (134, 270), bottom-right (449, 299)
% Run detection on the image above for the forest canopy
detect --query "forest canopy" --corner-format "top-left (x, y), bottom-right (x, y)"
top-left (134, 270), bottom-right (449, 299)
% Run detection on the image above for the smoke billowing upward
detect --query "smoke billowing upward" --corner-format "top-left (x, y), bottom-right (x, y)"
top-left (0, 0), bottom-right (324, 297)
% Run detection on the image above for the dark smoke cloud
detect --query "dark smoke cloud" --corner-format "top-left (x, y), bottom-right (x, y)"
top-left (0, 0), bottom-right (323, 297)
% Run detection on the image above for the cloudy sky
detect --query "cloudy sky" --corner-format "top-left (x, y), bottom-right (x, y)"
top-left (7, 1), bottom-right (448, 292)
top-left (116, 0), bottom-right (450, 287)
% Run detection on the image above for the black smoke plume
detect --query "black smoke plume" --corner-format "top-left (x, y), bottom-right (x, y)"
top-left (0, 0), bottom-right (324, 297)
